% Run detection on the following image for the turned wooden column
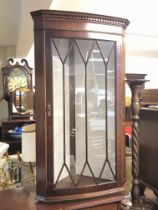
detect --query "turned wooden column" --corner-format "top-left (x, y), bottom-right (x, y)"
top-left (126, 79), bottom-right (147, 203)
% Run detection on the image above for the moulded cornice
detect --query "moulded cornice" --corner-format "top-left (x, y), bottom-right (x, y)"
top-left (31, 10), bottom-right (130, 30)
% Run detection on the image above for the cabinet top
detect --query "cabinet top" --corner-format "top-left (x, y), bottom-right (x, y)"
top-left (31, 10), bottom-right (130, 31)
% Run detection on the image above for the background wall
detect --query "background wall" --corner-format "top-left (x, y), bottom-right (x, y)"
top-left (126, 34), bottom-right (158, 95)
top-left (1, 0), bottom-right (158, 124)
top-left (50, 0), bottom-right (158, 95)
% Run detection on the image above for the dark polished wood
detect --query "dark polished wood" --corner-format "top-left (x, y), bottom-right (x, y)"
top-left (141, 89), bottom-right (158, 106)
top-left (1, 58), bottom-right (33, 119)
top-left (139, 108), bottom-right (158, 196)
top-left (31, 10), bottom-right (129, 30)
top-left (139, 88), bottom-right (158, 197)
top-left (126, 79), bottom-right (147, 203)
top-left (125, 73), bottom-right (147, 80)
top-left (1, 58), bottom-right (33, 100)
top-left (0, 188), bottom-right (122, 210)
top-left (31, 10), bottom-right (129, 209)
top-left (125, 78), bottom-right (154, 210)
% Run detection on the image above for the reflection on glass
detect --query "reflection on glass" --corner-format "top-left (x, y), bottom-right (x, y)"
top-left (12, 88), bottom-right (34, 115)
top-left (52, 38), bottom-right (116, 189)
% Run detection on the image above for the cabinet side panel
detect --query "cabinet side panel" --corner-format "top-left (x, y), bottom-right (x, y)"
top-left (34, 30), bottom-right (47, 195)
top-left (115, 36), bottom-right (125, 186)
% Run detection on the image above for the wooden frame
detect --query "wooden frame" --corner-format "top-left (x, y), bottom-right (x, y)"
top-left (1, 58), bottom-right (33, 119)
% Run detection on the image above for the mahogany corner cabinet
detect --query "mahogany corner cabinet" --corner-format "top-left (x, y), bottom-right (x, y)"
top-left (31, 10), bottom-right (129, 209)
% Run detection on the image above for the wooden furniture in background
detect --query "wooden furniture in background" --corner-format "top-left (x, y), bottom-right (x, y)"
top-left (124, 74), bottom-right (153, 210)
top-left (1, 58), bottom-right (34, 119)
top-left (139, 89), bottom-right (158, 198)
top-left (141, 89), bottom-right (158, 106)
top-left (125, 73), bottom-right (148, 125)
top-left (1, 58), bottom-right (35, 154)
top-left (31, 10), bottom-right (129, 209)
top-left (126, 76), bottom-right (148, 204)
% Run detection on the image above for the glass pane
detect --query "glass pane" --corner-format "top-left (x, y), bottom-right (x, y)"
top-left (53, 38), bottom-right (72, 62)
top-left (52, 41), bottom-right (64, 183)
top-left (76, 39), bottom-right (95, 63)
top-left (87, 42), bottom-right (106, 178)
top-left (52, 38), bottom-right (116, 189)
top-left (107, 45), bottom-right (116, 174)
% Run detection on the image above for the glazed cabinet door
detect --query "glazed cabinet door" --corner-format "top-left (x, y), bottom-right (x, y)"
top-left (52, 37), bottom-right (116, 189)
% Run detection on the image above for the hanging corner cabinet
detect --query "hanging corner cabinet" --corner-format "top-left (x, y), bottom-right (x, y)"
top-left (31, 10), bottom-right (129, 209)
